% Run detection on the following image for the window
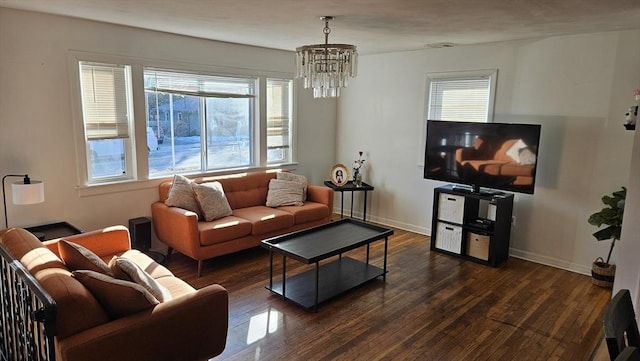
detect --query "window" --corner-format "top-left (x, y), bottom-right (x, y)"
top-left (427, 70), bottom-right (497, 122)
top-left (75, 58), bottom-right (295, 188)
top-left (144, 69), bottom-right (257, 177)
top-left (79, 62), bottom-right (134, 183)
top-left (266, 79), bottom-right (293, 164)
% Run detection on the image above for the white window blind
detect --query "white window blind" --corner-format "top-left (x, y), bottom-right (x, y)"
top-left (266, 78), bottom-right (292, 164)
top-left (144, 69), bottom-right (255, 98)
top-left (428, 76), bottom-right (491, 122)
top-left (80, 62), bottom-right (131, 140)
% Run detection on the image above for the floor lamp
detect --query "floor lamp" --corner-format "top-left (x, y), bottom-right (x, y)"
top-left (2, 174), bottom-right (45, 228)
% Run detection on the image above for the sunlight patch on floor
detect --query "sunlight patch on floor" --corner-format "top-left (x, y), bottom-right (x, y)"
top-left (247, 309), bottom-right (280, 344)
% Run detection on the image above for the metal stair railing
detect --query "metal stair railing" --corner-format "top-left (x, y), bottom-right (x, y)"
top-left (0, 243), bottom-right (56, 361)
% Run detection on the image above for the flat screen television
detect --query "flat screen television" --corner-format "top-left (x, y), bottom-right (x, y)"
top-left (424, 120), bottom-right (541, 194)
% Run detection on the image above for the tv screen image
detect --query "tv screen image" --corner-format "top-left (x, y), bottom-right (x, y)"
top-left (424, 120), bottom-right (542, 194)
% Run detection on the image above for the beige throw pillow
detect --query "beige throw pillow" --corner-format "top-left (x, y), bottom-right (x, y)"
top-left (72, 270), bottom-right (159, 319)
top-left (266, 179), bottom-right (305, 207)
top-left (192, 182), bottom-right (233, 222)
top-left (58, 240), bottom-right (114, 276)
top-left (109, 256), bottom-right (172, 302)
top-left (164, 174), bottom-right (202, 219)
top-left (276, 172), bottom-right (308, 201)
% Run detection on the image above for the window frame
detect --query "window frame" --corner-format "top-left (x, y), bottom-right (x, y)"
top-left (79, 61), bottom-right (136, 184)
top-left (426, 69), bottom-right (497, 123)
top-left (68, 51), bottom-right (296, 196)
top-left (143, 68), bottom-right (260, 177)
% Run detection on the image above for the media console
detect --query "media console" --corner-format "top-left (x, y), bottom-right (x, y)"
top-left (430, 184), bottom-right (514, 267)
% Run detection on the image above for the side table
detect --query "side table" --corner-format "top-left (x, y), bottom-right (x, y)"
top-left (323, 181), bottom-right (374, 221)
top-left (129, 217), bottom-right (166, 264)
top-left (24, 221), bottom-right (83, 241)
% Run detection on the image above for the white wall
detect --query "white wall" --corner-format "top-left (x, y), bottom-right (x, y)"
top-left (0, 8), bottom-right (337, 246)
top-left (337, 30), bottom-right (640, 274)
top-left (612, 29), bottom-right (640, 307)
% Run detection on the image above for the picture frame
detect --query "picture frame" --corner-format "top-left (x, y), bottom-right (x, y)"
top-left (330, 163), bottom-right (349, 187)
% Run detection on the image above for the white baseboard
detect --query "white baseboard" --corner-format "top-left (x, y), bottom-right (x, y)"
top-left (333, 209), bottom-right (430, 235)
top-left (508, 248), bottom-right (591, 276)
top-left (334, 209), bottom-right (591, 276)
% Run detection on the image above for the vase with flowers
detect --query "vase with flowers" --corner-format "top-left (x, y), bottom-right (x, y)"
top-left (353, 151), bottom-right (365, 187)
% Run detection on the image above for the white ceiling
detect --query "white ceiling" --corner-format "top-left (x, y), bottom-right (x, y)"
top-left (1, 0), bottom-right (639, 54)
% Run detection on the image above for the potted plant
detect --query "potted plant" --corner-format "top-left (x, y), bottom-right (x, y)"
top-left (587, 186), bottom-right (626, 288)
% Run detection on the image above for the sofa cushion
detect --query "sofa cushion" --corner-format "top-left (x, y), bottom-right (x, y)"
top-left (192, 181), bottom-right (233, 221)
top-left (217, 172), bottom-right (275, 209)
top-left (165, 174), bottom-right (202, 219)
top-left (500, 163), bottom-right (534, 177)
top-left (155, 276), bottom-right (197, 299)
top-left (198, 216), bottom-right (252, 246)
top-left (37, 268), bottom-right (111, 339)
top-left (233, 206), bottom-right (295, 235)
top-left (266, 179), bottom-right (305, 207)
top-left (277, 201), bottom-right (330, 225)
top-left (109, 256), bottom-right (172, 302)
top-left (277, 172), bottom-right (308, 201)
top-left (119, 249), bottom-right (174, 279)
top-left (58, 240), bottom-right (114, 276)
top-left (72, 270), bottom-right (159, 319)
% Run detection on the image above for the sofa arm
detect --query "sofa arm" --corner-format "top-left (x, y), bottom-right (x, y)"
top-left (56, 284), bottom-right (229, 361)
top-left (307, 185), bottom-right (334, 212)
top-left (455, 147), bottom-right (477, 163)
top-left (151, 202), bottom-right (200, 256)
top-left (43, 225), bottom-right (131, 258)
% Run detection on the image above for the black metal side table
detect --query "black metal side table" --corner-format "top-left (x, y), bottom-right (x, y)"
top-left (323, 181), bottom-right (374, 221)
top-left (24, 221), bottom-right (82, 241)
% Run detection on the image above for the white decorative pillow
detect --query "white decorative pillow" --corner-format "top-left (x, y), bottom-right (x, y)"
top-left (505, 139), bottom-right (528, 163)
top-left (109, 256), bottom-right (172, 302)
top-left (519, 148), bottom-right (537, 165)
top-left (192, 182), bottom-right (233, 222)
top-left (164, 174), bottom-right (201, 219)
top-left (266, 179), bottom-right (305, 207)
top-left (276, 172), bottom-right (308, 201)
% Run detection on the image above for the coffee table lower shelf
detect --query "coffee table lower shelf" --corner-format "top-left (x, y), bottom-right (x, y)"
top-left (266, 256), bottom-right (384, 310)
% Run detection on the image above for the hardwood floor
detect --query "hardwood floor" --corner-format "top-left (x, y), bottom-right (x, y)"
top-left (165, 226), bottom-right (612, 361)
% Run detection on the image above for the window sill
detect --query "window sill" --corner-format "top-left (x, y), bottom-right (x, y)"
top-left (76, 163), bottom-right (299, 197)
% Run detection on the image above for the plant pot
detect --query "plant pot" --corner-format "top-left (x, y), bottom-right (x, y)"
top-left (591, 257), bottom-right (616, 288)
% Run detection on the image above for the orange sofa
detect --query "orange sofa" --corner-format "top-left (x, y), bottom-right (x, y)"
top-left (151, 171), bottom-right (334, 276)
top-left (0, 226), bottom-right (228, 361)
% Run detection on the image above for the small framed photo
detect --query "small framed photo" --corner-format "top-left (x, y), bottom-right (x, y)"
top-left (330, 163), bottom-right (349, 187)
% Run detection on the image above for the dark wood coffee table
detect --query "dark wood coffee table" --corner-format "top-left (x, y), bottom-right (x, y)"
top-left (261, 218), bottom-right (393, 311)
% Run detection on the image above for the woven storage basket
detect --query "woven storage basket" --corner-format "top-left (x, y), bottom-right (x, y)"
top-left (591, 257), bottom-right (616, 288)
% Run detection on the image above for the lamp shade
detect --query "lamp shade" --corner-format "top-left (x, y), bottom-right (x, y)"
top-left (12, 181), bottom-right (45, 205)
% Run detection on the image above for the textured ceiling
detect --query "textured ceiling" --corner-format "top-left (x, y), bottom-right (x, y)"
top-left (1, 0), bottom-right (639, 54)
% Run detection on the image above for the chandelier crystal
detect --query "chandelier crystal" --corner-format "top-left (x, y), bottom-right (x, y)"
top-left (295, 16), bottom-right (358, 98)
